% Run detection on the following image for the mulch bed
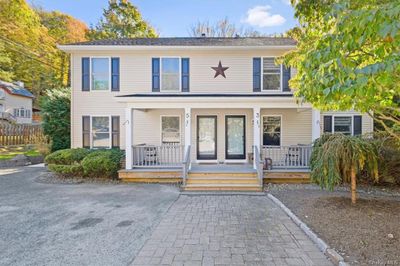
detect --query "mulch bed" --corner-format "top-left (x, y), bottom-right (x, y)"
top-left (35, 171), bottom-right (122, 185)
top-left (267, 184), bottom-right (400, 266)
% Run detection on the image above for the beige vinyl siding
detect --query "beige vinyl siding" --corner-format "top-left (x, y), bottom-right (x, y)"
top-left (320, 111), bottom-right (373, 135)
top-left (261, 108), bottom-right (312, 146)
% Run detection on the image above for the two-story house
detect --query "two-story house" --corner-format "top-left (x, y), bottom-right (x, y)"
top-left (59, 37), bottom-right (373, 191)
top-left (0, 80), bottom-right (34, 124)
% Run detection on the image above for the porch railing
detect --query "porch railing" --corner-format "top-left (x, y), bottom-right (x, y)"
top-left (261, 145), bottom-right (312, 169)
top-left (182, 145), bottom-right (191, 186)
top-left (132, 144), bottom-right (184, 167)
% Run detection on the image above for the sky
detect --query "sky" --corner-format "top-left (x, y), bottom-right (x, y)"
top-left (29, 0), bottom-right (297, 37)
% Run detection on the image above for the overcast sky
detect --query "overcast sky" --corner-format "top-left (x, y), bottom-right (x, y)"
top-left (30, 0), bottom-right (297, 36)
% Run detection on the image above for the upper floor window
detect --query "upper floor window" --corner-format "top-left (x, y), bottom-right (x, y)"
top-left (13, 108), bottom-right (31, 118)
top-left (161, 58), bottom-right (180, 92)
top-left (263, 58), bottom-right (282, 91)
top-left (91, 58), bottom-right (110, 91)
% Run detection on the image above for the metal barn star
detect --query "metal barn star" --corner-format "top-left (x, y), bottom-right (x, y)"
top-left (211, 61), bottom-right (229, 78)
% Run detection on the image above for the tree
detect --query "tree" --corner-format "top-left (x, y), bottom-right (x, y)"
top-left (282, 0), bottom-right (400, 140)
top-left (87, 0), bottom-right (158, 40)
top-left (188, 18), bottom-right (264, 37)
top-left (36, 9), bottom-right (88, 86)
top-left (0, 41), bottom-right (14, 81)
top-left (40, 87), bottom-right (70, 152)
top-left (311, 134), bottom-right (378, 204)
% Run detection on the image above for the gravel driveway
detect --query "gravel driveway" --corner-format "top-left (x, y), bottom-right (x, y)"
top-left (0, 165), bottom-right (180, 266)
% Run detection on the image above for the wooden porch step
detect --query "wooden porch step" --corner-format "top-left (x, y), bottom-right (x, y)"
top-left (264, 171), bottom-right (310, 184)
top-left (188, 172), bottom-right (256, 178)
top-left (118, 170), bottom-right (181, 183)
top-left (186, 177), bottom-right (259, 185)
top-left (183, 184), bottom-right (263, 192)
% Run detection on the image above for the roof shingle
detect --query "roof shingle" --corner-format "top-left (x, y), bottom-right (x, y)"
top-left (64, 37), bottom-right (296, 47)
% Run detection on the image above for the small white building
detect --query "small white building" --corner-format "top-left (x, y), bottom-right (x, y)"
top-left (0, 80), bottom-right (34, 124)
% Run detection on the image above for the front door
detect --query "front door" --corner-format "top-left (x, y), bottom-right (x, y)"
top-left (225, 115), bottom-right (246, 160)
top-left (197, 116), bottom-right (217, 160)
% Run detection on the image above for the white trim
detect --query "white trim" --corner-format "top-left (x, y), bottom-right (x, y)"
top-left (89, 56), bottom-right (112, 92)
top-left (261, 114), bottom-right (283, 147)
top-left (159, 57), bottom-right (182, 92)
top-left (260, 57), bottom-right (282, 93)
top-left (184, 107), bottom-right (191, 150)
top-left (160, 115), bottom-right (181, 145)
top-left (195, 160), bottom-right (218, 164)
top-left (59, 45), bottom-right (297, 52)
top-left (311, 108), bottom-right (321, 141)
top-left (90, 115), bottom-right (112, 149)
top-left (224, 159), bottom-right (248, 164)
top-left (125, 108), bottom-right (133, 170)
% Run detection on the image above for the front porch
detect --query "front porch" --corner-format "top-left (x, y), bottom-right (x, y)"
top-left (119, 102), bottom-right (320, 189)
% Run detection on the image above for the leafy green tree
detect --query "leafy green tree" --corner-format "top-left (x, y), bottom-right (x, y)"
top-left (311, 134), bottom-right (378, 204)
top-left (282, 0), bottom-right (400, 140)
top-left (40, 88), bottom-right (70, 152)
top-left (87, 0), bottom-right (158, 40)
top-left (0, 41), bottom-right (14, 81)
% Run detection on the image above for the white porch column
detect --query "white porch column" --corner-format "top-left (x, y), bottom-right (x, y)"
top-left (253, 107), bottom-right (261, 169)
top-left (125, 108), bottom-right (133, 170)
top-left (311, 108), bottom-right (321, 142)
top-left (184, 107), bottom-right (191, 150)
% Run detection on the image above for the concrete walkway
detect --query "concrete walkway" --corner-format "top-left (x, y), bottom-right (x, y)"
top-left (133, 195), bottom-right (332, 266)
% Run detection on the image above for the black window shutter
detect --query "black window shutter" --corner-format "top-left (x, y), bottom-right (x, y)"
top-left (282, 65), bottom-right (291, 92)
top-left (181, 58), bottom-right (190, 92)
top-left (111, 58), bottom-right (120, 91)
top-left (152, 58), bottom-right (160, 92)
top-left (253, 58), bottom-right (261, 92)
top-left (82, 57), bottom-right (90, 91)
top-left (82, 116), bottom-right (90, 148)
top-left (323, 116), bottom-right (332, 133)
top-left (111, 116), bottom-right (120, 148)
top-left (353, 115), bottom-right (362, 136)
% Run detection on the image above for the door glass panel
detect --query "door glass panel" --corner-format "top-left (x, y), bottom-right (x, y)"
top-left (227, 117), bottom-right (245, 158)
top-left (198, 117), bottom-right (216, 158)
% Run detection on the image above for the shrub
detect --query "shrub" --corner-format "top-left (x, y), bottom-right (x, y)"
top-left (40, 88), bottom-right (71, 152)
top-left (45, 148), bottom-right (90, 165)
top-left (81, 149), bottom-right (123, 179)
top-left (311, 133), bottom-right (378, 203)
top-left (47, 163), bottom-right (84, 177)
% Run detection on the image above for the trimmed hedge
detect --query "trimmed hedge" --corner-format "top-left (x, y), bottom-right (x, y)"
top-left (82, 149), bottom-right (123, 179)
top-left (45, 148), bottom-right (123, 179)
top-left (45, 148), bottom-right (90, 165)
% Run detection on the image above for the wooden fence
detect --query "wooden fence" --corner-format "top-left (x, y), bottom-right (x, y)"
top-left (0, 124), bottom-right (46, 146)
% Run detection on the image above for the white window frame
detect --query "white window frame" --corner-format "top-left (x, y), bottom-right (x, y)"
top-left (90, 115), bottom-right (112, 149)
top-left (330, 115), bottom-right (354, 135)
top-left (89, 56), bottom-right (112, 92)
top-left (160, 115), bottom-right (181, 145)
top-left (262, 115), bottom-right (283, 147)
top-left (159, 56), bottom-right (182, 93)
top-left (261, 57), bottom-right (283, 92)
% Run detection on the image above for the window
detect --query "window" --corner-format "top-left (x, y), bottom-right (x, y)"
top-left (161, 116), bottom-right (180, 144)
top-left (91, 58), bottom-right (110, 91)
top-left (262, 58), bottom-right (281, 91)
top-left (334, 116), bottom-right (352, 135)
top-left (263, 116), bottom-right (281, 146)
top-left (161, 58), bottom-right (180, 91)
top-left (20, 108), bottom-right (25, 118)
top-left (92, 116), bottom-right (110, 148)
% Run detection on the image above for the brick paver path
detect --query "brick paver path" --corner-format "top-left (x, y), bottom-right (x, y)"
top-left (132, 195), bottom-right (333, 266)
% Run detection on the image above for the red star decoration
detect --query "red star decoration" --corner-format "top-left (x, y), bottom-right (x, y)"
top-left (211, 61), bottom-right (229, 78)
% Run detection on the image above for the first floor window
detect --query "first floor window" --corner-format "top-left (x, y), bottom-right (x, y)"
top-left (161, 116), bottom-right (180, 144)
top-left (262, 58), bottom-right (281, 91)
top-left (92, 116), bottom-right (110, 148)
top-left (161, 58), bottom-right (180, 91)
top-left (334, 116), bottom-right (352, 135)
top-left (91, 58), bottom-right (110, 91)
top-left (263, 116), bottom-right (281, 146)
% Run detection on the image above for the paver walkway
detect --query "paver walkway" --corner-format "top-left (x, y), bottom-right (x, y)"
top-left (133, 195), bottom-right (332, 266)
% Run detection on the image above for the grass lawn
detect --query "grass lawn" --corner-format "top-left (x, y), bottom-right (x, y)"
top-left (0, 146), bottom-right (42, 160)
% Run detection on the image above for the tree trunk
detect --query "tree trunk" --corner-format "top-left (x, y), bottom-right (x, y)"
top-left (351, 167), bottom-right (357, 204)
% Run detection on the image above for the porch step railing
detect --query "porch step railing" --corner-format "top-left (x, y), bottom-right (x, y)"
top-left (132, 144), bottom-right (184, 167)
top-left (261, 145), bottom-right (312, 169)
top-left (182, 145), bottom-right (191, 186)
